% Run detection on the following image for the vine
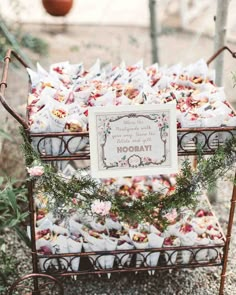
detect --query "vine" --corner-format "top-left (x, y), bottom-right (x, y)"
top-left (21, 128), bottom-right (236, 226)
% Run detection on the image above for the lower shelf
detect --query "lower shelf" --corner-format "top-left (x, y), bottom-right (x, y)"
top-left (34, 192), bottom-right (225, 276)
top-left (37, 242), bottom-right (224, 275)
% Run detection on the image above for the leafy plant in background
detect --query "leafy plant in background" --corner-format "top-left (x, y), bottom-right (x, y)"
top-left (20, 33), bottom-right (48, 55)
top-left (0, 129), bottom-right (29, 292)
top-left (0, 177), bottom-right (30, 292)
top-left (0, 177), bottom-right (29, 245)
top-left (0, 0), bottom-right (48, 64)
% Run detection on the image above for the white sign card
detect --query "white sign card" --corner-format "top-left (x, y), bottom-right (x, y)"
top-left (89, 104), bottom-right (178, 178)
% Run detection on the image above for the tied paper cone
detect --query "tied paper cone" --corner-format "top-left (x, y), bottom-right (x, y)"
top-left (165, 222), bottom-right (181, 237)
top-left (83, 241), bottom-right (100, 273)
top-left (67, 238), bottom-right (83, 272)
top-left (146, 233), bottom-right (164, 276)
top-left (194, 238), bottom-right (210, 262)
top-left (78, 224), bottom-right (105, 271)
top-left (64, 112), bottom-right (88, 155)
top-left (208, 238), bottom-right (224, 260)
top-left (69, 219), bottom-right (84, 237)
top-left (180, 231), bottom-right (198, 264)
top-left (104, 238), bottom-right (118, 275)
top-left (37, 218), bottom-right (53, 233)
top-left (90, 219), bottom-right (107, 232)
top-left (105, 218), bottom-right (122, 231)
top-left (30, 107), bottom-right (52, 155)
top-left (36, 239), bottom-right (53, 271)
top-left (51, 235), bottom-right (70, 270)
top-left (82, 229), bottom-right (118, 272)
top-left (117, 242), bottom-right (134, 268)
top-left (164, 237), bottom-right (180, 266)
top-left (52, 224), bottom-right (69, 236)
top-left (129, 230), bottom-right (149, 268)
top-left (48, 100), bottom-right (69, 156)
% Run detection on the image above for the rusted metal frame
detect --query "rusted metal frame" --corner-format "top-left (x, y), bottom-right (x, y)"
top-left (207, 46), bottom-right (236, 66)
top-left (7, 273), bottom-right (64, 295)
top-left (27, 180), bottom-right (41, 295)
top-left (1, 47), bottom-right (235, 293)
top-left (38, 150), bottom-right (227, 161)
top-left (219, 172), bottom-right (236, 295)
top-left (30, 131), bottom-right (90, 137)
top-left (190, 141), bottom-right (225, 293)
top-left (0, 49), bottom-right (29, 128)
top-left (28, 128), bottom-right (236, 160)
top-left (40, 262), bottom-right (223, 277)
top-left (38, 243), bottom-right (224, 258)
top-left (36, 243), bottom-right (224, 275)
top-left (29, 127), bottom-right (236, 138)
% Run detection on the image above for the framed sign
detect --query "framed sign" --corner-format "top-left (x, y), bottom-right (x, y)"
top-left (89, 104), bottom-right (178, 178)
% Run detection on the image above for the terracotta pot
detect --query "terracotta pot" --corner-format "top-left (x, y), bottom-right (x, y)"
top-left (42, 0), bottom-right (73, 17)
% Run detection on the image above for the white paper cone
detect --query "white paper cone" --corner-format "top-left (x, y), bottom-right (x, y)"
top-left (38, 218), bottom-right (53, 232)
top-left (104, 238), bottom-right (117, 269)
top-left (166, 222), bottom-right (181, 237)
top-left (117, 242), bottom-right (134, 267)
top-left (145, 233), bottom-right (164, 269)
top-left (164, 248), bottom-right (178, 266)
top-left (194, 238), bottom-right (210, 262)
top-left (83, 233), bottom-right (107, 269)
top-left (180, 232), bottom-right (197, 264)
top-left (90, 220), bottom-right (107, 232)
top-left (36, 239), bottom-right (53, 271)
top-left (164, 237), bottom-right (180, 266)
top-left (64, 112), bottom-right (88, 156)
top-left (30, 107), bottom-right (52, 155)
top-left (51, 235), bottom-right (69, 270)
top-left (52, 224), bottom-right (69, 236)
top-left (208, 239), bottom-right (224, 260)
top-left (129, 230), bottom-right (149, 268)
top-left (48, 101), bottom-right (69, 155)
top-left (67, 238), bottom-right (83, 271)
top-left (90, 243), bottom-right (106, 269)
top-left (105, 218), bottom-right (122, 231)
top-left (83, 241), bottom-right (97, 269)
top-left (69, 219), bottom-right (83, 237)
top-left (191, 221), bottom-right (206, 235)
top-left (36, 213), bottom-right (56, 227)
top-left (39, 257), bottom-right (51, 271)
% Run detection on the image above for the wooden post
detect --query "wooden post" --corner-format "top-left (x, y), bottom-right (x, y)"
top-left (214, 0), bottom-right (230, 86)
top-left (149, 0), bottom-right (159, 64)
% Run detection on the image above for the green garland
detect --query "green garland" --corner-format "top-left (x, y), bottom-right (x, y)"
top-left (21, 128), bottom-right (236, 226)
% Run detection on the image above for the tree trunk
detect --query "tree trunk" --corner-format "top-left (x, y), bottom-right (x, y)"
top-left (214, 0), bottom-right (230, 86)
top-left (149, 0), bottom-right (159, 64)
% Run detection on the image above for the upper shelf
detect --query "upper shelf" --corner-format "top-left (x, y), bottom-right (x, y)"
top-left (27, 126), bottom-right (236, 161)
top-left (1, 48), bottom-right (236, 160)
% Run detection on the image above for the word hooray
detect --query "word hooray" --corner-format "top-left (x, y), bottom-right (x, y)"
top-left (117, 145), bottom-right (152, 153)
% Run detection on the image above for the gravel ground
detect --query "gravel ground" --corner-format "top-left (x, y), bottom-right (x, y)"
top-left (1, 24), bottom-right (236, 294)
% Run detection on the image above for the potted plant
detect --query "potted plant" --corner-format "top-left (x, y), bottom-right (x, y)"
top-left (42, 0), bottom-right (73, 17)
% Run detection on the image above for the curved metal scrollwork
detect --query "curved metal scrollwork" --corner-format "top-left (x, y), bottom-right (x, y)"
top-left (8, 273), bottom-right (64, 295)
top-left (37, 244), bottom-right (223, 275)
top-left (178, 129), bottom-right (236, 155)
top-left (29, 128), bottom-right (236, 161)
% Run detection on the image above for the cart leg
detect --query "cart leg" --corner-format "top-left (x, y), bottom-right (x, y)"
top-left (28, 180), bottom-right (41, 295)
top-left (219, 173), bottom-right (236, 295)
